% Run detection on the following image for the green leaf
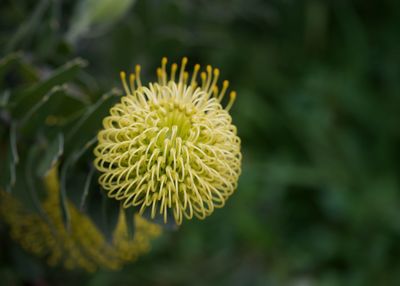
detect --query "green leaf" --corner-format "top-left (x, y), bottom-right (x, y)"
top-left (5, 0), bottom-right (50, 53)
top-left (3, 123), bottom-right (19, 192)
top-left (10, 58), bottom-right (88, 118)
top-left (0, 90), bottom-right (11, 108)
top-left (4, 143), bottom-right (43, 215)
top-left (10, 123), bottom-right (19, 165)
top-left (10, 245), bottom-right (43, 281)
top-left (36, 133), bottom-right (64, 178)
top-left (0, 145), bottom-right (15, 192)
top-left (59, 157), bottom-right (72, 231)
top-left (25, 144), bottom-right (51, 220)
top-left (67, 0), bottom-right (136, 43)
top-left (79, 166), bottom-right (95, 211)
top-left (124, 207), bottom-right (136, 240)
top-left (59, 136), bottom-right (97, 229)
top-left (19, 86), bottom-right (64, 128)
top-left (70, 136), bottom-right (98, 162)
top-left (101, 191), bottom-right (121, 243)
top-left (0, 52), bottom-right (22, 82)
top-left (18, 86), bottom-right (88, 138)
top-left (64, 88), bottom-right (119, 155)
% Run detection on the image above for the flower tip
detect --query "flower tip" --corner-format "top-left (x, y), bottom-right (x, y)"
top-left (120, 71), bottom-right (132, 95)
top-left (226, 91), bottom-right (237, 111)
top-left (120, 71), bottom-right (126, 80)
top-left (129, 73), bottom-right (136, 91)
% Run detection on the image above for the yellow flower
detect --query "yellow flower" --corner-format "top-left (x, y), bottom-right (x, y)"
top-left (94, 57), bottom-right (242, 225)
top-left (0, 167), bottom-right (161, 272)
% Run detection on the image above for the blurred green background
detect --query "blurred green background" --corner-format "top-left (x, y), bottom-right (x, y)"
top-left (1, 0), bottom-right (400, 285)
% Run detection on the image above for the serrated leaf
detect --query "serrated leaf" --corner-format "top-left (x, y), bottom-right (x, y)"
top-left (36, 133), bottom-right (64, 178)
top-left (124, 207), bottom-right (136, 240)
top-left (10, 58), bottom-right (88, 118)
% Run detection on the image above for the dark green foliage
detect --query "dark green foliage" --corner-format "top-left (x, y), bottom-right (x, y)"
top-left (1, 0), bottom-right (400, 285)
top-left (0, 13), bottom-right (122, 246)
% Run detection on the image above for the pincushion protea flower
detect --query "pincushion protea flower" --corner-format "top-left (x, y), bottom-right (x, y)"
top-left (94, 57), bottom-right (242, 225)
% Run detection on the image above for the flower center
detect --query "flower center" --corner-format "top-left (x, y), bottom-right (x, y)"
top-left (155, 101), bottom-right (194, 140)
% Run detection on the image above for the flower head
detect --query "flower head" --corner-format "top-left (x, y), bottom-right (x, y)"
top-left (94, 57), bottom-right (242, 225)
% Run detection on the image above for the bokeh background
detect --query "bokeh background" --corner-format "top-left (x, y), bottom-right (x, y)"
top-left (1, 0), bottom-right (400, 285)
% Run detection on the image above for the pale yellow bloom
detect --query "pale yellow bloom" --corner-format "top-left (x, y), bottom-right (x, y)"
top-left (94, 57), bottom-right (242, 225)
